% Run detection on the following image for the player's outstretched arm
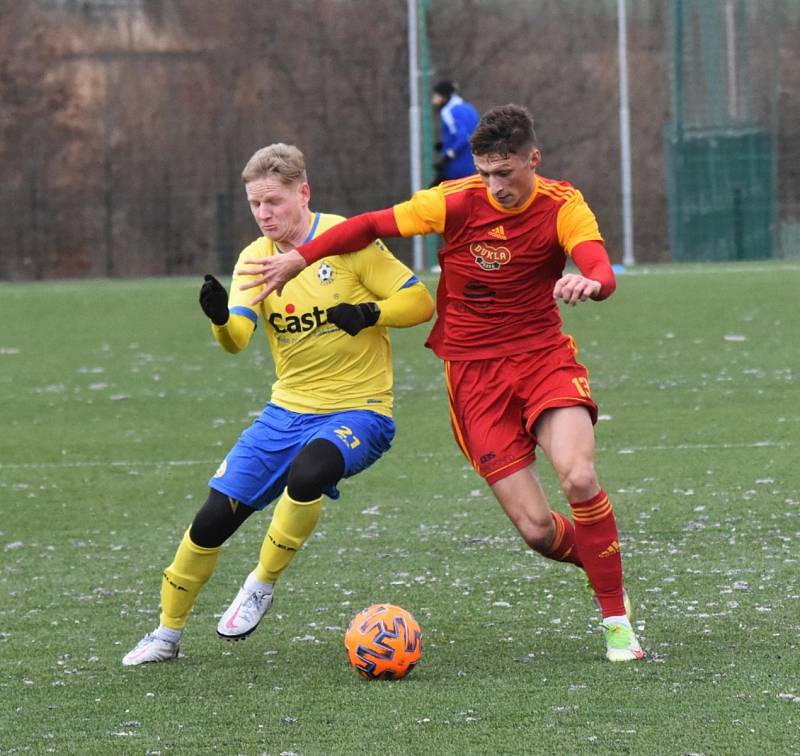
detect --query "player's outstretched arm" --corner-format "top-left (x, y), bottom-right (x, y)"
top-left (238, 250), bottom-right (307, 303)
top-left (239, 209), bottom-right (401, 303)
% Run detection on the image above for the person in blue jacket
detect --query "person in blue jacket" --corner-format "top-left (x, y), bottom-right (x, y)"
top-left (431, 79), bottom-right (480, 184)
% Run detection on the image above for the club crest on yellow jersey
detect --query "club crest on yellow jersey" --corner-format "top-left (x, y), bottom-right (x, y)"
top-left (317, 262), bottom-right (334, 285)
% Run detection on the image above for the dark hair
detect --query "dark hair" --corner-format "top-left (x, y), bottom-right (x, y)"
top-left (469, 104), bottom-right (538, 157)
top-left (433, 79), bottom-right (455, 98)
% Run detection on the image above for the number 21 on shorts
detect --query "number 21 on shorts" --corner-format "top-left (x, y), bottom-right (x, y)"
top-left (334, 425), bottom-right (361, 449)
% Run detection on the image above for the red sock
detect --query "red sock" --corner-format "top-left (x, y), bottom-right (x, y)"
top-left (542, 511), bottom-right (583, 567)
top-left (570, 490), bottom-right (625, 618)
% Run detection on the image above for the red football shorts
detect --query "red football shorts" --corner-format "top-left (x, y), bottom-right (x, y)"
top-left (444, 337), bottom-right (598, 484)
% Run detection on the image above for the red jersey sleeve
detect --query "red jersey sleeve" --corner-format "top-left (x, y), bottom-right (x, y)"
top-left (297, 208), bottom-right (400, 265)
top-left (571, 240), bottom-right (616, 300)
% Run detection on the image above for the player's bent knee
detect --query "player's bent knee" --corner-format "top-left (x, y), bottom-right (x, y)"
top-left (189, 488), bottom-right (254, 548)
top-left (287, 439), bottom-right (344, 502)
top-left (559, 466), bottom-right (599, 503)
top-left (518, 516), bottom-right (556, 553)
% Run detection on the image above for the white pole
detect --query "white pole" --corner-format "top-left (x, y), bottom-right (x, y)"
top-left (407, 0), bottom-right (424, 271)
top-left (725, 1), bottom-right (738, 120)
top-left (617, 0), bottom-right (635, 266)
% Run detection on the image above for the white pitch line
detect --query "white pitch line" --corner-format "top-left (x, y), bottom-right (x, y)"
top-left (0, 440), bottom-right (791, 471)
top-left (604, 440), bottom-right (792, 454)
top-left (0, 459), bottom-right (218, 470)
top-left (616, 263), bottom-right (800, 276)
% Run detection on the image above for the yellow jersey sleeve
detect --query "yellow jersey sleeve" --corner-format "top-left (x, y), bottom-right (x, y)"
top-left (556, 189), bottom-right (603, 254)
top-left (344, 239), bottom-right (433, 327)
top-left (228, 237), bottom-right (272, 321)
top-left (345, 237), bottom-right (420, 298)
top-left (205, 238), bottom-right (268, 354)
top-left (211, 314), bottom-right (255, 353)
top-left (392, 186), bottom-right (447, 236)
top-left (375, 282), bottom-right (434, 328)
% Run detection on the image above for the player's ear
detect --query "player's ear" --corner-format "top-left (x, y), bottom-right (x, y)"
top-left (299, 182), bottom-right (311, 205)
top-left (529, 149), bottom-right (542, 170)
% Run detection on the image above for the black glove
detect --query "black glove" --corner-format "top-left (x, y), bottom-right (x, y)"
top-left (326, 302), bottom-right (380, 336)
top-left (199, 274), bottom-right (229, 326)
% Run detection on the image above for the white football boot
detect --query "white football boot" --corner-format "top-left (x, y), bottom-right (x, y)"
top-left (122, 631), bottom-right (180, 666)
top-left (217, 584), bottom-right (273, 640)
top-left (603, 621), bottom-right (645, 662)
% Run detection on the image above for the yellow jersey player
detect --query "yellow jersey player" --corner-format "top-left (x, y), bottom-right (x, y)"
top-left (123, 143), bottom-right (433, 665)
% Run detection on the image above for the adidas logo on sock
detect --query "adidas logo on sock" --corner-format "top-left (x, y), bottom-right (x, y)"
top-left (598, 540), bottom-right (620, 558)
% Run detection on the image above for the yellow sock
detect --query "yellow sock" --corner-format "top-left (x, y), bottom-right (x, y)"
top-left (254, 490), bottom-right (322, 584)
top-left (160, 529), bottom-right (221, 630)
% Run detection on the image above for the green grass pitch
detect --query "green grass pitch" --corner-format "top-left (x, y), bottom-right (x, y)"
top-left (1, 261), bottom-right (798, 754)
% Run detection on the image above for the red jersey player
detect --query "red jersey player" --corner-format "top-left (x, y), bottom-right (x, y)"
top-left (241, 104), bottom-right (644, 663)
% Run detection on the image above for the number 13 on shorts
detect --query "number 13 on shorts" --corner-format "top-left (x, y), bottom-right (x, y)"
top-left (334, 425), bottom-right (361, 449)
top-left (572, 376), bottom-right (592, 398)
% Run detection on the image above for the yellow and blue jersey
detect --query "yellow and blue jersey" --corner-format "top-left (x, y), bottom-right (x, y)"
top-left (220, 212), bottom-right (420, 418)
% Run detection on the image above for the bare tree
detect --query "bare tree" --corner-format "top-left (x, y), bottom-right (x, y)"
top-left (1, 0), bottom-right (796, 279)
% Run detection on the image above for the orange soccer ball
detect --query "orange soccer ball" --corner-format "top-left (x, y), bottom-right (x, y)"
top-left (344, 603), bottom-right (422, 680)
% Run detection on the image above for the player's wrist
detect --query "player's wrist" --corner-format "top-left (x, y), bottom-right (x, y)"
top-left (208, 309), bottom-right (230, 326)
top-left (358, 302), bottom-right (380, 327)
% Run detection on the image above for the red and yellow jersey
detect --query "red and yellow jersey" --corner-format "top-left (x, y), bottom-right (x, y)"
top-left (393, 175), bottom-right (603, 360)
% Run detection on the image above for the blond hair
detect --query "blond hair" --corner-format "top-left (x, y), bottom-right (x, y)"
top-left (241, 143), bottom-right (308, 184)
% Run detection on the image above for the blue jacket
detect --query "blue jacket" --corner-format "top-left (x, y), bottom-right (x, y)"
top-left (439, 95), bottom-right (480, 180)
